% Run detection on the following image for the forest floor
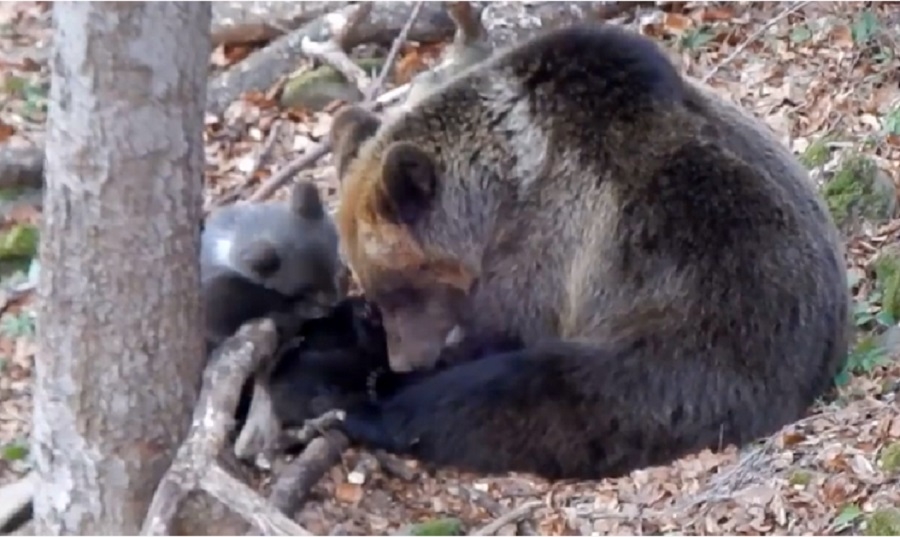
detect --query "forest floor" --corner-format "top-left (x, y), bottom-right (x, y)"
top-left (2, 1), bottom-right (900, 535)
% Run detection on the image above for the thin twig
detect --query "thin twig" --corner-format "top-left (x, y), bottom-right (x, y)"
top-left (701, 1), bottom-right (809, 84)
top-left (250, 120), bottom-right (282, 179)
top-left (469, 500), bottom-right (543, 536)
top-left (462, 486), bottom-right (537, 536)
top-left (301, 38), bottom-right (372, 91)
top-left (244, 3), bottom-right (424, 204)
top-left (372, 450), bottom-right (417, 481)
top-left (301, 3), bottom-right (374, 93)
top-left (215, 121), bottom-right (284, 207)
top-left (364, 0), bottom-right (425, 102)
top-left (247, 144), bottom-right (330, 203)
top-left (282, 409), bottom-right (346, 447)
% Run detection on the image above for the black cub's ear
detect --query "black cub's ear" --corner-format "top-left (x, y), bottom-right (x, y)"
top-left (290, 181), bottom-right (325, 220)
top-left (379, 141), bottom-right (438, 225)
top-left (238, 239), bottom-right (281, 278)
top-left (330, 105), bottom-right (382, 180)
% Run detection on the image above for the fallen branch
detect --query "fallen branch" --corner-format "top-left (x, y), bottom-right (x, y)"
top-left (300, 4), bottom-right (375, 94)
top-left (207, 2), bottom-right (453, 117)
top-left (249, 120), bottom-right (283, 180)
top-left (202, 465), bottom-right (311, 537)
top-left (373, 450), bottom-right (417, 482)
top-left (364, 1), bottom-right (424, 102)
top-left (283, 409), bottom-right (347, 447)
top-left (233, 371), bottom-right (281, 468)
top-left (463, 487), bottom-right (537, 536)
top-left (348, 452), bottom-right (380, 485)
top-left (242, 2), bottom-right (425, 204)
top-left (210, 3), bottom-right (342, 47)
top-left (214, 120), bottom-right (283, 215)
top-left (298, 38), bottom-right (370, 95)
top-left (138, 319), bottom-right (306, 536)
top-left (267, 430), bottom-right (350, 519)
top-left (404, 1), bottom-right (490, 109)
top-left (369, 76), bottom-right (419, 109)
top-left (469, 500), bottom-right (543, 536)
top-left (701, 1), bottom-right (809, 84)
top-left (245, 144), bottom-right (330, 204)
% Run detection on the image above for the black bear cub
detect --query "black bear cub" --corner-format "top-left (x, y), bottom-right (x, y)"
top-left (233, 296), bottom-right (430, 430)
top-left (234, 296), bottom-right (523, 434)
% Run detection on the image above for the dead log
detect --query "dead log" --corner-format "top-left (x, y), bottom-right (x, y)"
top-left (210, 2), bottom-right (344, 47)
top-left (206, 1), bottom-right (454, 117)
top-left (139, 318), bottom-right (310, 536)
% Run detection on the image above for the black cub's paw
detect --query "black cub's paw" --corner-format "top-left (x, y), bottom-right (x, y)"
top-left (339, 402), bottom-right (414, 454)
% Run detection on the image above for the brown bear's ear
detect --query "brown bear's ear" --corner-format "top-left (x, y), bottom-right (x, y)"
top-left (330, 105), bottom-right (382, 181)
top-left (237, 239), bottom-right (281, 278)
top-left (379, 141), bottom-right (438, 225)
top-left (290, 180), bottom-right (325, 220)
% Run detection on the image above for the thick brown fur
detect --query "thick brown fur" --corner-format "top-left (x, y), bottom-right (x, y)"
top-left (328, 23), bottom-right (850, 480)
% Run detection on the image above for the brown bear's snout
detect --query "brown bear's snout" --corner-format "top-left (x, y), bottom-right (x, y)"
top-left (382, 312), bottom-right (456, 372)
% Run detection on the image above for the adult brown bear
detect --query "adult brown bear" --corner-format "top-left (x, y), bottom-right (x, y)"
top-left (327, 23), bottom-right (850, 480)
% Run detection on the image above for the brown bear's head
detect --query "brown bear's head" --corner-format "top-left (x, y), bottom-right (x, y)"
top-left (330, 105), bottom-right (479, 372)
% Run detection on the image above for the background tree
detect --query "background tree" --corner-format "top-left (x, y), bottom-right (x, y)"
top-left (32, 2), bottom-right (212, 534)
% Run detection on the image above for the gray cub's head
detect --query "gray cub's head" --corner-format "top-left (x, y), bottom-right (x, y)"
top-left (204, 181), bottom-right (343, 314)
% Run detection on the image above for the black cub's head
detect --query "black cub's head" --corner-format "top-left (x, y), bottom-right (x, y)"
top-left (267, 296), bottom-right (390, 427)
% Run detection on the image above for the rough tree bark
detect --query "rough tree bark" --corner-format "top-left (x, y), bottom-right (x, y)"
top-left (32, 3), bottom-right (212, 534)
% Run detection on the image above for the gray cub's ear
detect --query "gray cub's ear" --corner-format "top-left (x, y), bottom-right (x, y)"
top-left (330, 104), bottom-right (382, 180)
top-left (291, 181), bottom-right (325, 220)
top-left (379, 141), bottom-right (438, 226)
top-left (238, 240), bottom-right (281, 278)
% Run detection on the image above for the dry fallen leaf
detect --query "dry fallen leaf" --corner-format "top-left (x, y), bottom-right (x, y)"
top-left (223, 43), bottom-right (255, 65)
top-left (5, 204), bottom-right (40, 226)
top-left (662, 12), bottom-right (693, 33)
top-left (829, 24), bottom-right (854, 49)
top-left (335, 482), bottom-right (364, 504)
top-left (0, 120), bottom-right (15, 143)
top-left (698, 6), bottom-right (734, 22)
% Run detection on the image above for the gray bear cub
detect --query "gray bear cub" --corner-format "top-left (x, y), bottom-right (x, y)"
top-left (201, 181), bottom-right (342, 348)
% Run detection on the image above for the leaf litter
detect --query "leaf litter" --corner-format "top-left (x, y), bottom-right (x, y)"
top-left (1, 1), bottom-right (900, 534)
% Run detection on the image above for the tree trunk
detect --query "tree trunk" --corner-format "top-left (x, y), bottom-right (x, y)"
top-left (32, 3), bottom-right (212, 534)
